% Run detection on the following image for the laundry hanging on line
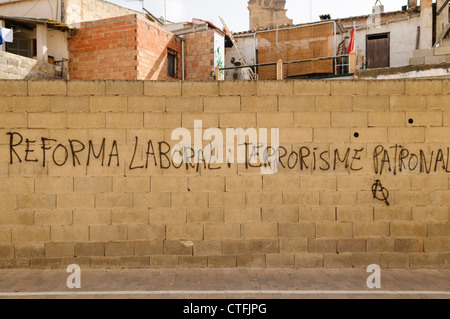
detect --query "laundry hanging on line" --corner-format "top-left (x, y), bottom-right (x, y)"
top-left (0, 27), bottom-right (14, 44)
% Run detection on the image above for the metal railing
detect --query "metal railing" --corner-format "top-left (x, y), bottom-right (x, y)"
top-left (216, 53), bottom-right (355, 80)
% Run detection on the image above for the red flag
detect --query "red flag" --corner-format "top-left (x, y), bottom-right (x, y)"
top-left (346, 27), bottom-right (355, 54)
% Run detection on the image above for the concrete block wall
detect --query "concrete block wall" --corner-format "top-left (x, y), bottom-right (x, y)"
top-left (0, 79), bottom-right (449, 270)
top-left (0, 51), bottom-right (61, 80)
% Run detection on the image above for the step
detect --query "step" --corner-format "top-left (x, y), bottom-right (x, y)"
top-left (435, 45), bottom-right (450, 56)
top-left (412, 49), bottom-right (434, 58)
top-left (409, 56), bottom-right (425, 66)
top-left (424, 55), bottom-right (447, 64)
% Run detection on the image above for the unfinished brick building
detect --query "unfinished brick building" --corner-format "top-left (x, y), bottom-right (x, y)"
top-left (69, 14), bottom-right (182, 80)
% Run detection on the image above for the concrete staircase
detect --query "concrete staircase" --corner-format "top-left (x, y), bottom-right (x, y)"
top-left (410, 37), bottom-right (450, 66)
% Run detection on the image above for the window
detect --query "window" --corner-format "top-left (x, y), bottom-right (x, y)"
top-left (167, 49), bottom-right (177, 78)
top-left (6, 37), bottom-right (31, 58)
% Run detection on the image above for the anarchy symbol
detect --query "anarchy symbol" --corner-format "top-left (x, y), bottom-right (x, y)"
top-left (372, 180), bottom-right (390, 206)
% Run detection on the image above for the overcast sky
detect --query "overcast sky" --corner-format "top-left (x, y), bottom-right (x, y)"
top-left (107, 0), bottom-right (419, 32)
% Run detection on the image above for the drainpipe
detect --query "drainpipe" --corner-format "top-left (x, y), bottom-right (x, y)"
top-left (181, 36), bottom-right (185, 80)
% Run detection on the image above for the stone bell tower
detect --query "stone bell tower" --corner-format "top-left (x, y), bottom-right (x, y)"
top-left (248, 0), bottom-right (293, 30)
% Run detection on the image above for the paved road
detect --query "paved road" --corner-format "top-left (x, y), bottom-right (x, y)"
top-left (0, 268), bottom-right (448, 299)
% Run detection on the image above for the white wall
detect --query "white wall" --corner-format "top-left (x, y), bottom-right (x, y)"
top-left (355, 16), bottom-right (421, 68)
top-left (224, 35), bottom-right (256, 80)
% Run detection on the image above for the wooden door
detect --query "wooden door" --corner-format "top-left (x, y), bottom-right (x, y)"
top-left (366, 34), bottom-right (390, 69)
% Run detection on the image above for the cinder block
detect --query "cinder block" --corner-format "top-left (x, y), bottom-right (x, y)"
top-left (73, 177), bottom-right (112, 193)
top-left (219, 112), bottom-right (256, 128)
top-left (279, 128), bottom-right (313, 143)
top-left (95, 193), bottom-right (132, 209)
top-left (113, 176), bottom-right (150, 193)
top-left (12, 226), bottom-right (50, 242)
top-left (105, 80), bottom-right (143, 95)
top-left (89, 225), bottom-right (127, 242)
top-left (278, 222), bottom-right (315, 238)
top-left (165, 97), bottom-right (202, 112)
top-left (14, 243), bottom-right (44, 258)
top-left (0, 113), bottom-right (27, 128)
top-left (412, 206), bottom-right (448, 221)
top-left (128, 96), bottom-right (165, 112)
top-left (0, 96), bottom-right (11, 111)
top-left (133, 193), bottom-right (171, 208)
top-left (67, 80), bottom-right (105, 96)
top-left (178, 256), bottom-right (207, 268)
top-left (294, 112), bottom-right (330, 127)
top-left (149, 207), bottom-right (186, 224)
top-left (28, 80), bottom-right (66, 95)
top-left (316, 222), bottom-right (353, 238)
top-left (57, 194), bottom-right (95, 209)
top-left (105, 242), bottom-right (134, 256)
top-left (313, 128), bottom-right (350, 143)
top-left (295, 253), bottom-right (323, 268)
top-left (91, 257), bottom-right (121, 269)
top-left (438, 253), bottom-right (450, 268)
top-left (144, 81), bottom-right (181, 96)
top-left (12, 96), bottom-right (51, 112)
top-left (409, 253), bottom-right (439, 268)
top-left (323, 253), bottom-right (352, 268)
top-left (111, 208), bottom-right (148, 224)
top-left (427, 95), bottom-right (450, 110)
top-left (331, 80), bottom-right (367, 95)
top-left (241, 96), bottom-right (277, 112)
top-left (394, 238), bottom-right (423, 252)
top-left (282, 191), bottom-right (319, 206)
top-left (388, 127), bottom-right (425, 143)
top-left (182, 81), bottom-right (218, 96)
top-left (45, 242), bottom-right (74, 257)
top-left (331, 111), bottom-right (367, 127)
top-left (166, 224), bottom-right (203, 240)
top-left (207, 255), bottom-right (237, 268)
top-left (0, 244), bottom-right (14, 258)
top-left (0, 80), bottom-right (28, 95)
top-left (34, 210), bottom-right (72, 226)
top-left (74, 242), bottom-right (105, 257)
top-left (338, 239), bottom-right (366, 253)
top-left (368, 80), bottom-right (405, 95)
top-left (35, 177), bottom-right (73, 195)
top-left (257, 81), bottom-right (293, 96)
top-left (120, 256), bottom-right (150, 268)
top-left (316, 95), bottom-right (352, 111)
top-left (90, 96), bottom-right (127, 112)
top-left (51, 96), bottom-right (90, 112)
top-left (278, 95), bottom-right (315, 112)
top-left (262, 206), bottom-right (298, 223)
top-left (353, 95), bottom-right (390, 111)
top-left (390, 95), bottom-right (427, 111)
top-left (319, 191), bottom-right (356, 207)
top-left (181, 112), bottom-right (218, 128)
top-left (134, 240), bottom-right (163, 256)
top-left (17, 194), bottom-right (56, 210)
top-left (294, 80), bottom-right (330, 95)
top-left (352, 253), bottom-right (381, 268)
top-left (204, 223), bottom-right (240, 240)
top-left (308, 238), bottom-right (337, 253)
top-left (395, 190), bottom-right (432, 206)
top-left (428, 222), bottom-right (450, 237)
top-left (299, 207), bottom-right (335, 222)
top-left (171, 192), bottom-right (208, 208)
top-left (31, 258), bottom-right (61, 269)
top-left (258, 112), bottom-right (294, 128)
top-left (390, 221), bottom-right (427, 237)
top-left (366, 238), bottom-right (394, 252)
top-left (51, 225), bottom-right (89, 242)
top-left (368, 111), bottom-right (405, 126)
top-left (242, 223), bottom-right (277, 239)
top-left (266, 254), bottom-right (295, 268)
top-left (374, 206), bottom-right (411, 221)
top-left (28, 113), bottom-right (66, 129)
top-left (204, 96), bottom-right (240, 113)
top-left (353, 222), bottom-right (389, 238)
top-left (127, 225), bottom-right (165, 241)
top-left (67, 113), bottom-right (105, 128)
top-left (219, 81), bottom-right (257, 96)
top-left (106, 112), bottom-right (143, 128)
top-left (222, 240), bottom-right (250, 255)
top-left (337, 176), bottom-right (373, 191)
top-left (0, 211), bottom-right (33, 226)
top-left (150, 255), bottom-right (179, 268)
top-left (237, 255), bottom-right (265, 268)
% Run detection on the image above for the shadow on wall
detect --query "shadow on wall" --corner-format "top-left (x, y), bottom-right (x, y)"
top-left (0, 51), bottom-right (63, 80)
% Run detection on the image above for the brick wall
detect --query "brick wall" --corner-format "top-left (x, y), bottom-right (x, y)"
top-left (69, 15), bottom-right (182, 81)
top-left (0, 79), bottom-right (449, 269)
top-left (185, 30), bottom-right (216, 81)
